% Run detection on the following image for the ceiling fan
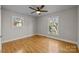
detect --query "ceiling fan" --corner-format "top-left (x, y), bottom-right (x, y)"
top-left (29, 5), bottom-right (48, 15)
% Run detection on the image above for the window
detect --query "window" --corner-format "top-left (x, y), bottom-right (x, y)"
top-left (12, 16), bottom-right (24, 28)
top-left (48, 16), bottom-right (59, 36)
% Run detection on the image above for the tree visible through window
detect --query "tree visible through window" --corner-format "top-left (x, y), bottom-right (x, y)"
top-left (48, 16), bottom-right (59, 36)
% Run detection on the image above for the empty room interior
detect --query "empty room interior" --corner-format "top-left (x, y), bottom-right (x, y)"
top-left (1, 5), bottom-right (79, 53)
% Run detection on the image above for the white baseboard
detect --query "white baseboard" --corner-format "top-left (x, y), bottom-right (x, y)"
top-left (38, 34), bottom-right (77, 44)
top-left (2, 34), bottom-right (77, 45)
top-left (2, 34), bottom-right (35, 43)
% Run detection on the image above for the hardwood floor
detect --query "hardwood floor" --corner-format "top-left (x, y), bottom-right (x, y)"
top-left (78, 48), bottom-right (79, 52)
top-left (2, 35), bottom-right (78, 53)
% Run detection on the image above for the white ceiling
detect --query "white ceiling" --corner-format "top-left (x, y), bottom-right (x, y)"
top-left (2, 5), bottom-right (77, 17)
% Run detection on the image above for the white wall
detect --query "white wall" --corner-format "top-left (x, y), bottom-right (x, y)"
top-left (0, 6), bottom-right (1, 35)
top-left (0, 6), bottom-right (1, 52)
top-left (37, 7), bottom-right (77, 43)
top-left (1, 9), bottom-right (36, 43)
top-left (77, 6), bottom-right (79, 47)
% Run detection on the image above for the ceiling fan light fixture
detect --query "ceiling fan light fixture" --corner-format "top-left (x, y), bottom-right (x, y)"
top-left (29, 5), bottom-right (48, 15)
top-left (36, 11), bottom-right (41, 14)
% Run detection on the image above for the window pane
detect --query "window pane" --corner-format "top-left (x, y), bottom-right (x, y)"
top-left (49, 16), bottom-right (59, 36)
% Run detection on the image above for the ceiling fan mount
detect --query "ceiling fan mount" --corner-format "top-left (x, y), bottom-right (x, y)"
top-left (29, 5), bottom-right (48, 15)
